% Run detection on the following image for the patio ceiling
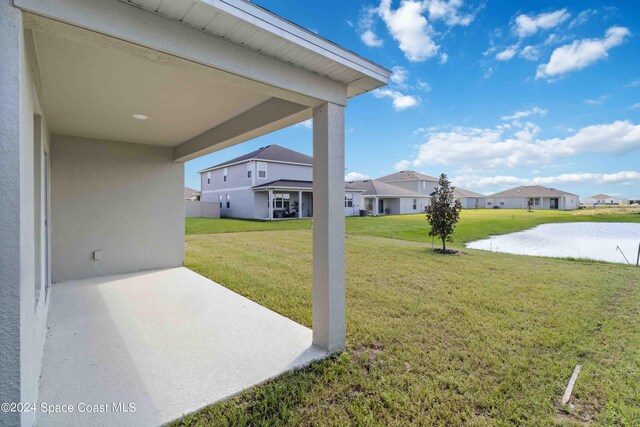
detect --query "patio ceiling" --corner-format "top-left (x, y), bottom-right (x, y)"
top-left (25, 15), bottom-right (277, 147)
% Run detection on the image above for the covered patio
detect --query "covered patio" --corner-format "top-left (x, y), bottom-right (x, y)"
top-left (38, 268), bottom-right (325, 426)
top-left (1, 0), bottom-right (388, 426)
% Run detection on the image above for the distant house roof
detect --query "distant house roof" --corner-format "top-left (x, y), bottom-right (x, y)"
top-left (590, 193), bottom-right (617, 199)
top-left (376, 170), bottom-right (439, 182)
top-left (489, 185), bottom-right (578, 198)
top-left (346, 179), bottom-right (426, 197)
top-left (184, 187), bottom-right (200, 199)
top-left (453, 187), bottom-right (486, 198)
top-left (253, 179), bottom-right (363, 192)
top-left (199, 145), bottom-right (313, 172)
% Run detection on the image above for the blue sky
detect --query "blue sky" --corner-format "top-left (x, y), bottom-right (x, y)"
top-left (185, 0), bottom-right (640, 199)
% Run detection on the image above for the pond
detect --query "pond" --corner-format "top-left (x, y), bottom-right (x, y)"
top-left (467, 222), bottom-right (640, 264)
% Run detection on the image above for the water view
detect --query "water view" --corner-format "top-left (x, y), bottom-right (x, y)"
top-left (467, 222), bottom-right (640, 264)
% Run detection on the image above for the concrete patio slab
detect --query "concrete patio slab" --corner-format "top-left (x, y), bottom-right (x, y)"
top-left (36, 267), bottom-right (325, 426)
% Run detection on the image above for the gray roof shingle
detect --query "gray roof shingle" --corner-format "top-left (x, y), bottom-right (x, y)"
top-left (489, 185), bottom-right (578, 198)
top-left (377, 170), bottom-right (439, 182)
top-left (200, 145), bottom-right (312, 172)
top-left (345, 179), bottom-right (426, 197)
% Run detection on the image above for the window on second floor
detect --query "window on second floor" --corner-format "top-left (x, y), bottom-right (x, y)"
top-left (207, 172), bottom-right (211, 184)
top-left (257, 162), bottom-right (267, 179)
top-left (422, 181), bottom-right (426, 189)
top-left (247, 163), bottom-right (252, 179)
top-left (223, 168), bottom-right (228, 183)
top-left (345, 193), bottom-right (353, 208)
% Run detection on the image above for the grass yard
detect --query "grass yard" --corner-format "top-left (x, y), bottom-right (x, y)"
top-left (187, 207), bottom-right (640, 246)
top-left (177, 208), bottom-right (640, 426)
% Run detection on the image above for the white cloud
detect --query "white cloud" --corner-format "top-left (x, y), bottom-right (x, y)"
top-left (361, 30), bottom-right (384, 47)
top-left (454, 171), bottom-right (640, 191)
top-left (501, 107), bottom-right (547, 121)
top-left (439, 52), bottom-right (449, 64)
top-left (536, 26), bottom-right (630, 80)
top-left (345, 171), bottom-right (370, 181)
top-left (520, 45), bottom-right (541, 61)
top-left (390, 66), bottom-right (410, 85)
top-left (357, 6), bottom-right (384, 47)
top-left (631, 103), bottom-right (640, 109)
top-left (410, 120), bottom-right (640, 170)
top-left (583, 95), bottom-right (609, 105)
top-left (495, 45), bottom-right (519, 61)
top-left (423, 0), bottom-right (475, 26)
top-left (373, 88), bottom-right (421, 111)
top-left (378, 0), bottom-right (439, 62)
top-left (569, 9), bottom-right (596, 29)
top-left (394, 159), bottom-right (412, 170)
top-left (626, 79), bottom-right (640, 88)
top-left (357, 1), bottom-right (474, 61)
top-left (513, 9), bottom-right (571, 38)
top-left (294, 119), bottom-right (312, 129)
top-left (416, 79), bottom-right (432, 92)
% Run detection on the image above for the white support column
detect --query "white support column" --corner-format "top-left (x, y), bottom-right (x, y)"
top-left (298, 190), bottom-right (303, 218)
top-left (268, 189), bottom-right (273, 220)
top-left (312, 102), bottom-right (345, 353)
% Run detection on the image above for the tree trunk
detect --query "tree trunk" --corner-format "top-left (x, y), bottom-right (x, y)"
top-left (442, 237), bottom-right (446, 251)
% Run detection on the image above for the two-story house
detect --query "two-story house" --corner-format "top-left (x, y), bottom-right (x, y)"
top-left (199, 145), bottom-right (363, 219)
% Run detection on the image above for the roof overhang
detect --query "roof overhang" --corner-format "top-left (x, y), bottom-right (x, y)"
top-left (16, 0), bottom-right (389, 162)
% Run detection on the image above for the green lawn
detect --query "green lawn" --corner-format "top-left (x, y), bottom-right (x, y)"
top-left (176, 208), bottom-right (640, 426)
top-left (188, 207), bottom-right (640, 246)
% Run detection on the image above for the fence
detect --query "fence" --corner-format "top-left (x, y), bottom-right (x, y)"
top-left (185, 201), bottom-right (220, 218)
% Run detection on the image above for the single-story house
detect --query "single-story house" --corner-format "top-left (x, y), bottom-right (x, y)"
top-left (453, 187), bottom-right (487, 209)
top-left (582, 193), bottom-right (624, 206)
top-left (184, 186), bottom-right (201, 201)
top-left (0, 0), bottom-right (389, 425)
top-left (486, 185), bottom-right (579, 210)
top-left (199, 144), bottom-right (363, 219)
top-left (346, 179), bottom-right (431, 215)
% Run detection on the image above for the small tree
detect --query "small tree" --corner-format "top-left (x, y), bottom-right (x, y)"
top-left (527, 198), bottom-right (533, 212)
top-left (425, 174), bottom-right (462, 251)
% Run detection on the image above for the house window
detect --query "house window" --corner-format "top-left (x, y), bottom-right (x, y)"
top-left (272, 193), bottom-right (290, 210)
top-left (207, 172), bottom-right (211, 185)
top-left (534, 197), bottom-right (540, 206)
top-left (223, 168), bottom-right (228, 183)
top-left (226, 194), bottom-right (230, 208)
top-left (500, 200), bottom-right (505, 206)
top-left (247, 163), bottom-right (252, 179)
top-left (218, 195), bottom-right (222, 208)
top-left (257, 162), bottom-right (267, 179)
top-left (345, 193), bottom-right (353, 208)
top-left (422, 182), bottom-right (426, 189)
top-left (412, 199), bottom-right (417, 210)
top-left (487, 201), bottom-right (492, 206)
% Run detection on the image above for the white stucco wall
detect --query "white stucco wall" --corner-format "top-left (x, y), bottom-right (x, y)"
top-left (486, 196), bottom-right (578, 210)
top-left (50, 136), bottom-right (184, 282)
top-left (0, 10), bottom-right (51, 424)
top-left (459, 197), bottom-right (486, 209)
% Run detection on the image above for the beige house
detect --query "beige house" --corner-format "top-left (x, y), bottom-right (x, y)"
top-left (0, 0), bottom-right (389, 425)
top-left (487, 185), bottom-right (579, 210)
